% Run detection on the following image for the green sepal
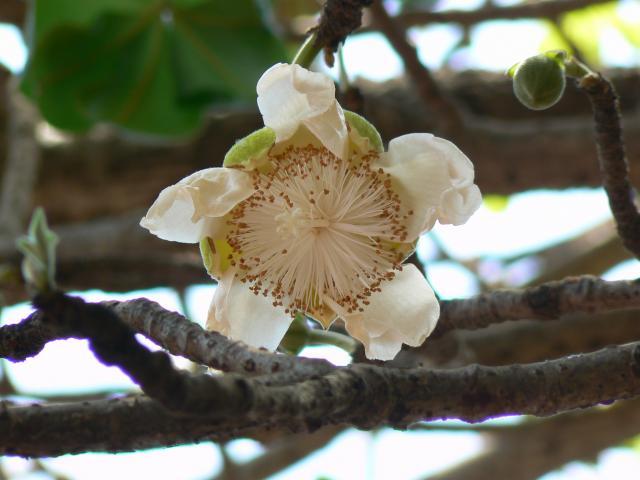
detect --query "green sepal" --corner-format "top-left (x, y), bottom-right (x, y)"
top-left (344, 110), bottom-right (383, 153)
top-left (223, 127), bottom-right (276, 169)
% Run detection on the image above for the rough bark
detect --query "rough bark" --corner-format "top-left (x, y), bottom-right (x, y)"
top-left (435, 275), bottom-right (640, 337)
top-left (2, 339), bottom-right (640, 456)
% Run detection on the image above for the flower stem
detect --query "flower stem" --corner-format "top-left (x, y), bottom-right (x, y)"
top-left (292, 33), bottom-right (321, 69)
top-left (307, 328), bottom-right (357, 353)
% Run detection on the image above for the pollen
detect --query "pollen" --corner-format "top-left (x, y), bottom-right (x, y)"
top-left (226, 145), bottom-right (408, 316)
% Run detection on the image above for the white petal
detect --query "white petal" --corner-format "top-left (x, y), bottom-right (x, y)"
top-left (438, 183), bottom-right (483, 226)
top-left (343, 264), bottom-right (439, 361)
top-left (257, 63), bottom-right (348, 159)
top-left (207, 268), bottom-right (293, 350)
top-left (140, 168), bottom-right (254, 243)
top-left (378, 133), bottom-right (481, 238)
top-left (303, 101), bottom-right (348, 160)
top-left (375, 133), bottom-right (452, 240)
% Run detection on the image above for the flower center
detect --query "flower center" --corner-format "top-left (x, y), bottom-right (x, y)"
top-left (226, 145), bottom-right (409, 316)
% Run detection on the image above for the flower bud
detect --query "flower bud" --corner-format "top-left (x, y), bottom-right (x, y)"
top-left (511, 53), bottom-right (566, 110)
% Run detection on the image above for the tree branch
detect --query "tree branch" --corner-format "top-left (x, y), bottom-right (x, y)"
top-left (0, 70), bottom-right (638, 230)
top-left (107, 298), bottom-right (334, 381)
top-left (429, 396), bottom-right (640, 480)
top-left (213, 427), bottom-right (343, 480)
top-left (578, 73), bottom-right (640, 258)
top-left (3, 339), bottom-right (640, 456)
top-left (418, 309), bottom-right (640, 368)
top-left (369, 0), bottom-right (462, 132)
top-left (0, 212), bottom-right (209, 305)
top-left (0, 297), bottom-right (333, 381)
top-left (435, 275), bottom-right (640, 337)
top-left (6, 277), bottom-right (640, 369)
top-left (0, 0), bottom-right (25, 26)
top-left (392, 0), bottom-right (611, 31)
top-left (0, 79), bottom-right (40, 238)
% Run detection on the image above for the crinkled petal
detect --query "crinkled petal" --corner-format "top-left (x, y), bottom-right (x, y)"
top-left (375, 133), bottom-right (452, 240)
top-left (140, 168), bottom-right (253, 243)
top-left (257, 63), bottom-right (348, 159)
top-left (378, 133), bottom-right (481, 238)
top-left (207, 268), bottom-right (293, 350)
top-left (343, 264), bottom-right (439, 361)
top-left (439, 183), bottom-right (483, 226)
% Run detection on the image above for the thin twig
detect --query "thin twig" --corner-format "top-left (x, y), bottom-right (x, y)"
top-left (369, 0), bottom-right (463, 132)
top-left (6, 277), bottom-right (640, 365)
top-left (578, 73), bottom-right (640, 258)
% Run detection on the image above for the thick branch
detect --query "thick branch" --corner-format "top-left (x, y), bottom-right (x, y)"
top-left (0, 213), bottom-right (209, 305)
top-left (1, 71), bottom-right (638, 227)
top-left (3, 340), bottom-right (640, 456)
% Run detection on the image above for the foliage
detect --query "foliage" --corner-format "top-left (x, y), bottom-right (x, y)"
top-left (20, 0), bottom-right (286, 136)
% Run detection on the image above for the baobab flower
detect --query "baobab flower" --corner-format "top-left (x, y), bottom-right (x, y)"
top-left (141, 63), bottom-right (481, 360)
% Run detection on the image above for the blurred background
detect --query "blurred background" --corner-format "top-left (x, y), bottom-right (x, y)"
top-left (1, 0), bottom-right (640, 478)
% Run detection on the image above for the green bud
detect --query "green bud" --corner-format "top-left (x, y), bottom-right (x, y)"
top-left (16, 208), bottom-right (58, 293)
top-left (223, 127), bottom-right (276, 169)
top-left (344, 110), bottom-right (384, 152)
top-left (511, 53), bottom-right (566, 111)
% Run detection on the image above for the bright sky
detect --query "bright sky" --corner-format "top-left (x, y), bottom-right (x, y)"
top-left (1, 1), bottom-right (640, 479)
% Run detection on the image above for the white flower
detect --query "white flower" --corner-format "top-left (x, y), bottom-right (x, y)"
top-left (140, 63), bottom-right (482, 360)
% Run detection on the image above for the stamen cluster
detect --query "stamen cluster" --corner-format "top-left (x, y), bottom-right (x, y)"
top-left (227, 145), bottom-right (412, 316)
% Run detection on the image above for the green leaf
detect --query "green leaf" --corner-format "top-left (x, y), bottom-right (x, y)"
top-left (22, 0), bottom-right (287, 136)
